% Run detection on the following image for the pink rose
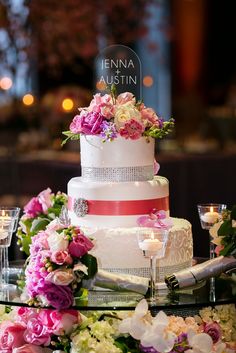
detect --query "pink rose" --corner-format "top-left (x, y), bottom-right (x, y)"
top-left (0, 321), bottom-right (26, 351)
top-left (13, 344), bottom-right (49, 353)
top-left (38, 309), bottom-right (79, 335)
top-left (24, 197), bottom-right (43, 218)
top-left (68, 234), bottom-right (94, 258)
top-left (38, 282), bottom-right (74, 309)
top-left (51, 250), bottom-right (73, 265)
top-left (116, 92), bottom-right (135, 105)
top-left (70, 111), bottom-right (104, 135)
top-left (24, 317), bottom-right (51, 346)
top-left (45, 268), bottom-right (74, 286)
top-left (203, 322), bottom-right (222, 343)
top-left (119, 119), bottom-right (144, 140)
top-left (38, 188), bottom-right (52, 213)
top-left (89, 93), bottom-right (114, 119)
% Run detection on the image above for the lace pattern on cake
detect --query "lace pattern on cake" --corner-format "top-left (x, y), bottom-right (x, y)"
top-left (82, 165), bottom-right (154, 182)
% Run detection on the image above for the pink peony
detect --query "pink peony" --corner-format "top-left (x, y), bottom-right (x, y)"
top-left (116, 92), bottom-right (135, 105)
top-left (12, 344), bottom-right (49, 353)
top-left (0, 321), bottom-right (26, 351)
top-left (38, 188), bottom-right (52, 213)
top-left (24, 197), bottom-right (43, 218)
top-left (70, 111), bottom-right (104, 135)
top-left (51, 250), bottom-right (73, 265)
top-left (45, 268), bottom-right (74, 286)
top-left (119, 119), bottom-right (144, 140)
top-left (68, 234), bottom-right (94, 258)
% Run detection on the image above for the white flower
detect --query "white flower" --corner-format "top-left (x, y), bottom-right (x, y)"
top-left (47, 230), bottom-right (68, 252)
top-left (209, 222), bottom-right (222, 245)
top-left (114, 101), bottom-right (141, 129)
top-left (141, 311), bottom-right (176, 353)
top-left (186, 329), bottom-right (213, 353)
top-left (119, 299), bottom-right (151, 339)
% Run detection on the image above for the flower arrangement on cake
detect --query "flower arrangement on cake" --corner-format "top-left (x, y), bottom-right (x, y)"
top-left (62, 86), bottom-right (174, 144)
top-left (17, 188), bottom-right (68, 255)
top-left (22, 218), bottom-right (97, 310)
top-left (0, 300), bottom-right (235, 353)
top-left (210, 205), bottom-right (236, 257)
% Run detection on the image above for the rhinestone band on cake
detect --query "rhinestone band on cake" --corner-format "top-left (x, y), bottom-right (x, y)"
top-left (82, 165), bottom-right (154, 182)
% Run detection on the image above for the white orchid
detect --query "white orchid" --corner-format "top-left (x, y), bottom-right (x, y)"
top-left (209, 222), bottom-right (223, 245)
top-left (186, 329), bottom-right (213, 353)
top-left (140, 311), bottom-right (176, 353)
top-left (119, 299), bottom-right (151, 340)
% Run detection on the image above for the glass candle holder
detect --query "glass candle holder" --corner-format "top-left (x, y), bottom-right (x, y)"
top-left (197, 203), bottom-right (227, 259)
top-left (0, 207), bottom-right (20, 289)
top-left (137, 228), bottom-right (169, 302)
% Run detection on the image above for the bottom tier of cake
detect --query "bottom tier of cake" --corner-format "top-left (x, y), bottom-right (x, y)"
top-left (83, 218), bottom-right (193, 282)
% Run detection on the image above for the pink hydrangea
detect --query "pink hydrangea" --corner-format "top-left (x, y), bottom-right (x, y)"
top-left (119, 119), bottom-right (144, 140)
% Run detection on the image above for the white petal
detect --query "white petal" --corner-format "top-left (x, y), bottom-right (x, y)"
top-left (153, 332), bottom-right (176, 353)
top-left (191, 333), bottom-right (213, 353)
top-left (135, 299), bottom-right (148, 318)
top-left (119, 318), bottom-right (131, 333)
top-left (129, 317), bottom-right (151, 340)
top-left (153, 311), bottom-right (169, 327)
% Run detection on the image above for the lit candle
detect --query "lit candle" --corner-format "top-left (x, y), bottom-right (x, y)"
top-left (0, 210), bottom-right (11, 240)
top-left (139, 238), bottom-right (162, 252)
top-left (201, 206), bottom-right (219, 224)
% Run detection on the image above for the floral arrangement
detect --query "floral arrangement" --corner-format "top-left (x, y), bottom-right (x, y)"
top-left (210, 205), bottom-right (236, 257)
top-left (17, 188), bottom-right (68, 255)
top-left (62, 87), bottom-right (174, 144)
top-left (0, 300), bottom-right (235, 353)
top-left (23, 218), bottom-right (97, 310)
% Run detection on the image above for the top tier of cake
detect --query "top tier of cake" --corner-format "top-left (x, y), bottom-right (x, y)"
top-left (80, 135), bottom-right (155, 182)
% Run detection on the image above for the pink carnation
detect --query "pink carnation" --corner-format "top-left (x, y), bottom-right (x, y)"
top-left (119, 119), bottom-right (144, 140)
top-left (24, 197), bottom-right (43, 218)
top-left (141, 107), bottom-right (160, 126)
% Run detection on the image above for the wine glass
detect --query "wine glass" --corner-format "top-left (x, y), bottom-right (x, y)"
top-left (137, 228), bottom-right (169, 302)
top-left (0, 207), bottom-right (20, 292)
top-left (197, 203), bottom-right (227, 259)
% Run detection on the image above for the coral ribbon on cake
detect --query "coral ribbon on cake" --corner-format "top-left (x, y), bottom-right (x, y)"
top-left (68, 196), bottom-right (169, 216)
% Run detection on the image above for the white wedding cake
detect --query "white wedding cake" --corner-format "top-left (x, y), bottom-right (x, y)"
top-left (65, 91), bottom-right (193, 280)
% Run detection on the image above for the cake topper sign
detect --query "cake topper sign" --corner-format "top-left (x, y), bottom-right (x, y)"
top-left (95, 45), bottom-right (142, 99)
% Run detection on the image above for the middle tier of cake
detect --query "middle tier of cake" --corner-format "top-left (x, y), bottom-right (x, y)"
top-left (68, 175), bottom-right (169, 228)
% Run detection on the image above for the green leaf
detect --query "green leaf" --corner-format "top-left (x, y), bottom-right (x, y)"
top-left (220, 242), bottom-right (235, 256)
top-left (218, 220), bottom-right (232, 236)
top-left (30, 218), bottom-right (50, 233)
top-left (81, 253), bottom-right (98, 279)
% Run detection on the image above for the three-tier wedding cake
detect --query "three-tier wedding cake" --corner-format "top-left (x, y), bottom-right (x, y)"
top-left (65, 90), bottom-right (193, 280)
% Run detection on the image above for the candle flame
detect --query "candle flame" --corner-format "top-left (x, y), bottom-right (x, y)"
top-left (210, 206), bottom-right (214, 213)
top-left (1, 210), bottom-right (6, 217)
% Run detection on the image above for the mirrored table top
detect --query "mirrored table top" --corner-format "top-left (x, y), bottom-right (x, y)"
top-left (0, 261), bottom-right (235, 312)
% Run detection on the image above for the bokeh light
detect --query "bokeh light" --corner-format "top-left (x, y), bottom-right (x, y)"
top-left (22, 94), bottom-right (34, 106)
top-left (62, 98), bottom-right (74, 111)
top-left (143, 76), bottom-right (154, 87)
top-left (0, 77), bottom-right (13, 90)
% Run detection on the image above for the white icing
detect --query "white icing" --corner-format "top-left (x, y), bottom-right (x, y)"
top-left (82, 218), bottom-right (193, 281)
top-left (68, 176), bottom-right (169, 227)
top-left (80, 135), bottom-right (155, 169)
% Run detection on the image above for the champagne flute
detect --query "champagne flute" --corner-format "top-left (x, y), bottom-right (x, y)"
top-left (137, 228), bottom-right (169, 302)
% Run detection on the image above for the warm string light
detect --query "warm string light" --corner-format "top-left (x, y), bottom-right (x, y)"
top-left (22, 94), bottom-right (34, 106)
top-left (0, 77), bottom-right (13, 90)
top-left (143, 75), bottom-right (154, 87)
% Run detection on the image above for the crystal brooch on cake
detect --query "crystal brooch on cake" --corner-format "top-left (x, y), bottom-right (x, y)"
top-left (73, 198), bottom-right (89, 217)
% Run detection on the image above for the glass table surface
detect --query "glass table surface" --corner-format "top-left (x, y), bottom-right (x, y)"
top-left (0, 261), bottom-right (235, 312)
